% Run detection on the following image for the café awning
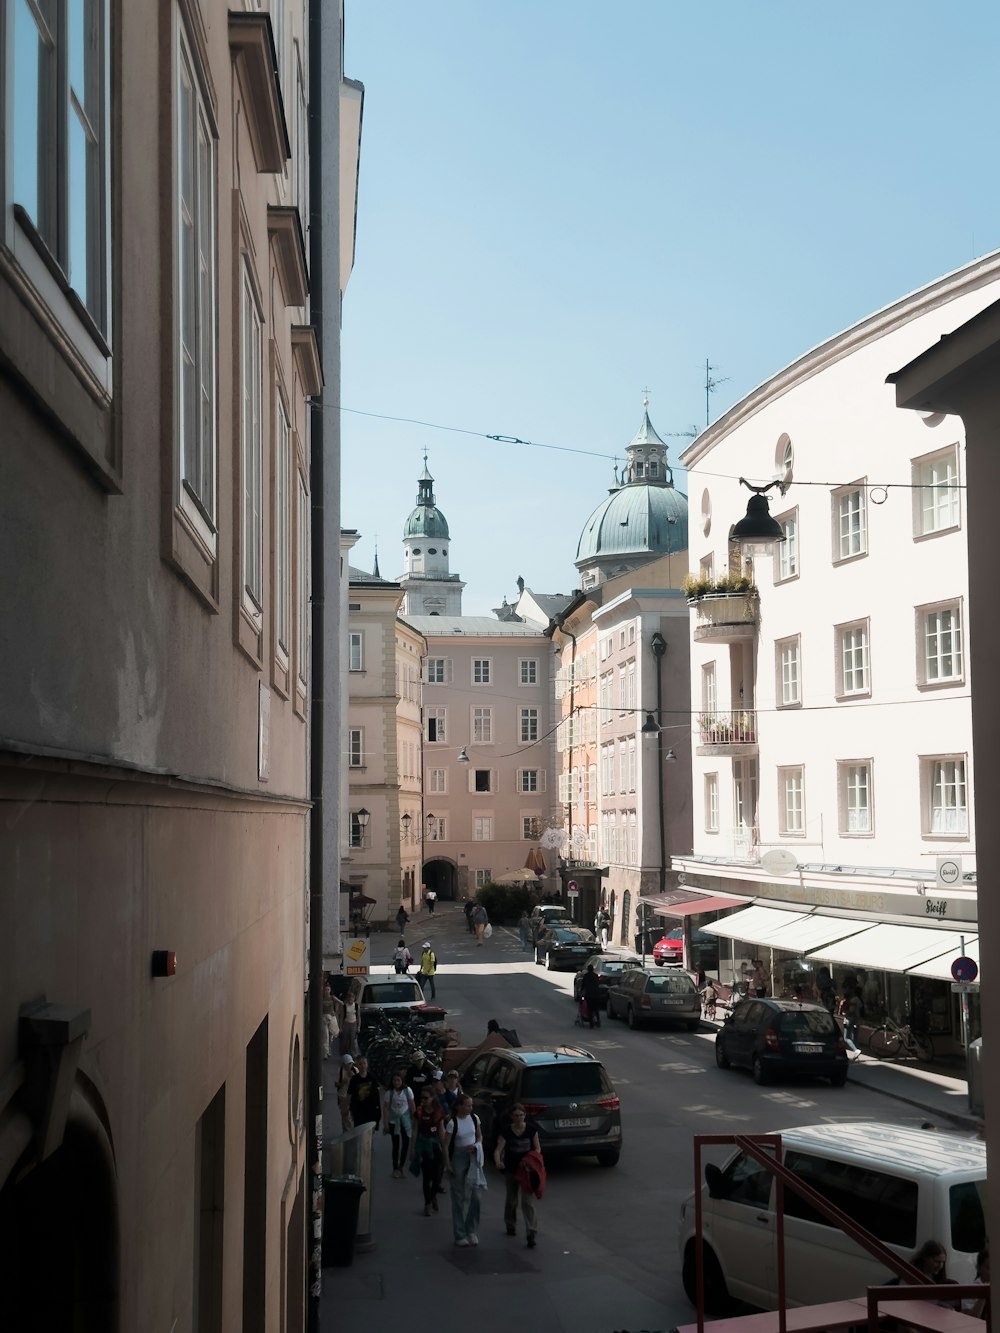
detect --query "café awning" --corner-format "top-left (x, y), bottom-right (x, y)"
top-left (640, 892), bottom-right (745, 918)
top-left (806, 921), bottom-right (977, 972)
top-left (758, 911), bottom-right (873, 955)
top-left (701, 904), bottom-right (810, 946)
top-left (904, 936), bottom-right (979, 981)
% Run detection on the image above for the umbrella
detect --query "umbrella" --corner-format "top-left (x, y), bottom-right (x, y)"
top-left (524, 848), bottom-right (546, 874)
top-left (494, 869), bottom-right (540, 885)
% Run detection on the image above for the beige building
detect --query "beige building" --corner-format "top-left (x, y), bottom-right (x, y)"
top-left (346, 564), bottom-right (425, 923)
top-left (0, 3), bottom-right (357, 1327)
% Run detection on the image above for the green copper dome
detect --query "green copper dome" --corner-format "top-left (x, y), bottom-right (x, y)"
top-left (403, 461), bottom-right (450, 540)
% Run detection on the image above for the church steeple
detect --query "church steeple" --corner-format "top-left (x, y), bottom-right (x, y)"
top-left (399, 452), bottom-right (464, 616)
top-left (620, 395), bottom-right (674, 487)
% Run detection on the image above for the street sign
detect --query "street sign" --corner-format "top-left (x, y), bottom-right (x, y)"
top-left (937, 856), bottom-right (962, 889)
top-left (951, 982), bottom-right (980, 993)
top-left (951, 955), bottom-right (979, 984)
top-left (344, 937), bottom-right (370, 976)
top-left (567, 879), bottom-right (579, 897)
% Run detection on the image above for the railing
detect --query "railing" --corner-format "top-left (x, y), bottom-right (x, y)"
top-left (691, 590), bottom-right (759, 627)
top-left (698, 709), bottom-right (757, 745)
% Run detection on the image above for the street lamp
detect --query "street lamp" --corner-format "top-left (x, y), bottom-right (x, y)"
top-left (401, 812), bottom-right (412, 841)
top-left (356, 807), bottom-right (370, 829)
top-left (731, 477), bottom-right (786, 558)
top-left (426, 812), bottom-right (436, 841)
top-left (457, 747), bottom-right (470, 764)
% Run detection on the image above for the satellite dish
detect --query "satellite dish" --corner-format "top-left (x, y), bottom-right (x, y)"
top-left (760, 848), bottom-right (799, 877)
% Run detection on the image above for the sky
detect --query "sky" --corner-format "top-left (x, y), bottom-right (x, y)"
top-left (341, 2), bottom-right (1000, 615)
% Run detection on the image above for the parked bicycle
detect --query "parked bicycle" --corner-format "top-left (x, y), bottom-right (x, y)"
top-left (867, 1014), bottom-right (935, 1062)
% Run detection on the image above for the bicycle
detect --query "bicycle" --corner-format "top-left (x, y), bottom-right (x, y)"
top-left (866, 1014), bottom-right (935, 1062)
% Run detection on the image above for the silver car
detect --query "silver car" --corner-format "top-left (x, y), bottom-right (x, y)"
top-left (606, 966), bottom-right (702, 1030)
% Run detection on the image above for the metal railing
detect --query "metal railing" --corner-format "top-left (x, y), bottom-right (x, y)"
top-left (697, 710), bottom-right (758, 745)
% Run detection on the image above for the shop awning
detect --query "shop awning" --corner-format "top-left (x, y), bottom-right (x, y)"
top-left (904, 936), bottom-right (979, 981)
top-left (759, 912), bottom-right (873, 954)
top-left (701, 905), bottom-right (808, 946)
top-left (641, 892), bottom-right (745, 918)
top-left (806, 922), bottom-right (977, 972)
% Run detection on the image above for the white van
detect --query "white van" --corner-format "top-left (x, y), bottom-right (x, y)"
top-left (678, 1121), bottom-right (986, 1314)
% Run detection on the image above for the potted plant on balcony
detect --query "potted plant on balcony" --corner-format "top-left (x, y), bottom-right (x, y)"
top-left (683, 570), bottom-right (757, 602)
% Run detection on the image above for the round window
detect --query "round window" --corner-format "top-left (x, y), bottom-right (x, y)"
top-left (412, 547), bottom-right (421, 555)
top-left (427, 547), bottom-right (437, 555)
top-left (700, 488), bottom-right (712, 537)
top-left (775, 433), bottom-right (794, 483)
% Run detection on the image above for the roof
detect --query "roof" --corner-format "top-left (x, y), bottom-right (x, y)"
top-left (775, 1122), bottom-right (985, 1175)
top-left (525, 591), bottom-right (575, 618)
top-left (488, 1046), bottom-right (600, 1065)
top-left (348, 564), bottom-right (399, 586)
top-left (403, 504), bottom-right (450, 539)
top-left (401, 615), bottom-right (548, 638)
top-left (576, 482), bottom-right (689, 565)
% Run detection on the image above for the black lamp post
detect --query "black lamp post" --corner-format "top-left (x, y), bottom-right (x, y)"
top-left (401, 811), bottom-right (412, 841)
top-left (731, 478), bottom-right (787, 558)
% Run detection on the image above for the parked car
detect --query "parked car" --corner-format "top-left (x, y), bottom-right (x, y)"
top-left (715, 998), bottom-right (847, 1086)
top-left (678, 1120), bottom-right (987, 1314)
top-left (652, 927), bottom-right (720, 969)
top-left (572, 953), bottom-right (642, 1006)
top-left (606, 967), bottom-right (702, 1029)
top-left (528, 903), bottom-right (574, 942)
top-left (652, 926), bottom-right (684, 965)
top-left (358, 976), bottom-right (442, 1028)
top-left (534, 925), bottom-right (599, 971)
top-left (457, 1044), bottom-right (623, 1166)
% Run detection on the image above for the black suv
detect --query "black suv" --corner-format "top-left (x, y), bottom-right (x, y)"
top-left (534, 925), bottom-right (599, 970)
top-left (715, 998), bottom-right (848, 1086)
top-left (457, 1045), bottom-right (623, 1166)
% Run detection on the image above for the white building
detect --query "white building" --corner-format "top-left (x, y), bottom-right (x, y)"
top-left (674, 252), bottom-right (1000, 1048)
top-left (399, 456), bottom-right (465, 616)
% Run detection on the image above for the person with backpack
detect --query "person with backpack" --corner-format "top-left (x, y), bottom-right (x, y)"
top-left (471, 902), bottom-right (489, 946)
top-left (418, 941), bottom-right (438, 998)
top-left (393, 939), bottom-right (413, 974)
top-left (382, 1070), bottom-right (416, 1179)
top-left (443, 1094), bottom-right (484, 1246)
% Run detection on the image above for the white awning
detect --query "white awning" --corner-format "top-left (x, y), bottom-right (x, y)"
top-left (759, 913), bottom-right (873, 955)
top-left (806, 922), bottom-right (977, 972)
top-left (701, 905), bottom-right (808, 946)
top-left (905, 936), bottom-right (980, 981)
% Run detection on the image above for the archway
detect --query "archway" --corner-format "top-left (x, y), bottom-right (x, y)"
top-left (423, 857), bottom-right (457, 902)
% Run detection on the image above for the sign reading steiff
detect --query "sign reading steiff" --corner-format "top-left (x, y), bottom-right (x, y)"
top-left (344, 938), bottom-right (370, 976)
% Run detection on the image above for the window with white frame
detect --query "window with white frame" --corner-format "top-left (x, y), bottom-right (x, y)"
top-left (176, 18), bottom-right (217, 534)
top-left (705, 773), bottom-right (719, 832)
top-left (625, 659), bottom-right (636, 711)
top-left (519, 658), bottom-right (538, 685)
top-left (840, 761), bottom-right (872, 834)
top-left (775, 510), bottom-right (798, 581)
top-left (779, 766), bottom-right (805, 835)
top-left (519, 708), bottom-right (538, 742)
top-left (10, 0), bottom-right (110, 336)
top-left (474, 869), bottom-right (491, 889)
top-left (702, 662), bottom-right (717, 715)
top-left (473, 815), bottom-right (493, 841)
top-left (426, 708), bottom-right (446, 743)
top-left (425, 657), bottom-right (451, 683)
top-left (426, 816), bottom-right (448, 841)
top-left (240, 260), bottom-right (263, 622)
top-left (296, 473), bottom-right (308, 692)
top-left (627, 737), bottom-right (637, 793)
top-left (348, 728), bottom-right (363, 767)
top-left (275, 394), bottom-right (291, 660)
top-left (472, 658), bottom-right (492, 685)
top-left (521, 815), bottom-right (541, 840)
top-left (349, 632), bottom-right (364, 671)
top-left (836, 621), bottom-right (870, 697)
top-left (834, 485), bottom-right (867, 561)
top-left (776, 636), bottom-right (801, 707)
top-left (518, 769), bottom-right (543, 793)
top-left (628, 811), bottom-right (637, 863)
top-left (734, 758), bottom-right (758, 835)
top-left (919, 602), bottom-right (963, 685)
top-left (428, 768), bottom-right (447, 794)
top-left (470, 769), bottom-right (496, 794)
top-left (599, 672), bottom-right (613, 722)
top-left (924, 757), bottom-right (968, 836)
top-left (700, 553), bottom-right (715, 581)
top-left (349, 812), bottom-right (366, 848)
top-left (600, 743), bottom-right (614, 796)
top-left (472, 706), bottom-right (493, 744)
top-left (589, 764), bottom-right (597, 803)
top-left (913, 447), bottom-right (960, 537)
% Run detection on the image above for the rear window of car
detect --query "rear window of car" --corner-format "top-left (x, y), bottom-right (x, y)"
top-left (520, 1063), bottom-right (610, 1099)
top-left (363, 983), bottom-right (420, 1003)
top-left (783, 1150), bottom-right (917, 1247)
top-left (950, 1180), bottom-right (987, 1253)
top-left (647, 974), bottom-right (697, 994)
top-left (777, 1010), bottom-right (837, 1036)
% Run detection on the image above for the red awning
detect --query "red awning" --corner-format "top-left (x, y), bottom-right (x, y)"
top-left (641, 892), bottom-right (745, 918)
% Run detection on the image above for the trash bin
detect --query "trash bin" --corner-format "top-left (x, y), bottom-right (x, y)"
top-left (322, 1174), bottom-right (367, 1268)
top-left (968, 1037), bottom-right (983, 1117)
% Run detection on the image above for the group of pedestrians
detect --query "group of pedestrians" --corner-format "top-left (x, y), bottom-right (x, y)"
top-left (463, 897), bottom-right (491, 944)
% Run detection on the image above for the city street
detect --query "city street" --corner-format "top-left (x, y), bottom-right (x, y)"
top-left (323, 905), bottom-right (972, 1332)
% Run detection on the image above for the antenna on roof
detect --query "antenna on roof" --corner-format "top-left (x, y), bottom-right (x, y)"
top-left (705, 359), bottom-right (731, 428)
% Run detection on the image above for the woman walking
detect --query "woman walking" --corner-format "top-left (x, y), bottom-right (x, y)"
top-left (410, 1085), bottom-right (446, 1215)
top-left (382, 1071), bottom-right (415, 1179)
top-left (338, 980), bottom-right (361, 1058)
top-left (494, 1103), bottom-right (542, 1248)
top-left (444, 1094), bottom-right (484, 1247)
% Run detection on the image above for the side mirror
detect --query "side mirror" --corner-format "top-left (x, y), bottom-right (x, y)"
top-left (705, 1163), bottom-right (726, 1199)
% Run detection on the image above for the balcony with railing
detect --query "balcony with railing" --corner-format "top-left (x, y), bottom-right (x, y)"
top-left (697, 709), bottom-right (758, 754)
top-left (689, 589), bottom-right (759, 643)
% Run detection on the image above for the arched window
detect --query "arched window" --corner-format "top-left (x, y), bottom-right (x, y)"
top-left (620, 890), bottom-right (631, 945)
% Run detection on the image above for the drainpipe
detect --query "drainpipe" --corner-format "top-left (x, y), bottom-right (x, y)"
top-left (649, 631), bottom-right (668, 967)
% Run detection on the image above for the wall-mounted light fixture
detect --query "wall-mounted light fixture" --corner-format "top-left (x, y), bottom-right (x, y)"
top-left (731, 477), bottom-right (787, 557)
top-left (665, 748), bottom-right (677, 762)
top-left (151, 950), bottom-right (177, 977)
top-left (401, 812), bottom-right (412, 842)
top-left (356, 807), bottom-right (371, 830)
top-left (457, 747), bottom-right (470, 764)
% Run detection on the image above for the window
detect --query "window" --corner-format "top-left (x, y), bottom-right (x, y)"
top-left (776, 637), bottom-right (801, 707)
top-left (779, 767), bottom-right (805, 835)
top-left (625, 659), bottom-right (636, 711)
top-left (626, 737), bottom-right (636, 793)
top-left (176, 19), bottom-right (217, 537)
top-left (10, 0), bottom-right (110, 335)
top-left (240, 261), bottom-right (263, 623)
top-left (775, 510), bottom-right (798, 581)
top-left (705, 773), bottom-right (719, 832)
top-left (472, 706), bottom-right (493, 744)
top-left (519, 708), bottom-right (538, 743)
top-left (600, 743), bottom-right (614, 797)
top-left (348, 728), bottom-right (363, 767)
top-left (836, 621), bottom-right (870, 697)
top-left (426, 816), bottom-right (447, 841)
top-left (913, 447), bottom-right (960, 536)
top-left (349, 632), bottom-right (364, 671)
top-left (473, 816), bottom-right (493, 841)
top-left (919, 603), bottom-right (963, 685)
top-left (428, 768), bottom-right (447, 794)
top-left (425, 657), bottom-right (450, 683)
top-left (925, 757), bottom-right (969, 836)
top-left (519, 658), bottom-right (538, 685)
top-left (296, 474), bottom-right (309, 698)
top-left (472, 658), bottom-right (492, 685)
top-left (783, 1151), bottom-right (917, 1249)
top-left (274, 395), bottom-right (291, 661)
top-left (426, 708), bottom-right (446, 743)
top-left (840, 761), bottom-right (872, 834)
top-left (518, 769), bottom-right (543, 793)
top-left (471, 769), bottom-right (495, 794)
top-left (474, 869), bottom-right (492, 889)
top-left (599, 672), bottom-right (613, 722)
top-left (833, 485), bottom-right (867, 561)
top-left (700, 553), bottom-right (715, 581)
top-left (702, 663), bottom-right (717, 714)
top-left (349, 812), bottom-right (366, 849)
top-left (522, 816), bottom-right (541, 840)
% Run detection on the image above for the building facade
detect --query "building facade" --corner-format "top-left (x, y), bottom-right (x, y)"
top-left (674, 253), bottom-right (1000, 1047)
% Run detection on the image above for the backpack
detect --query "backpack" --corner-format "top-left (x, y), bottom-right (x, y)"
top-left (449, 1112), bottom-right (480, 1152)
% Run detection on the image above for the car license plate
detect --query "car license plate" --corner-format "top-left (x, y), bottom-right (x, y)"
top-left (794, 1042), bottom-right (823, 1054)
top-left (555, 1117), bottom-right (590, 1129)
top-left (661, 998), bottom-right (684, 1005)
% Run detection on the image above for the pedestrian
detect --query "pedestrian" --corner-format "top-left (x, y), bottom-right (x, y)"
top-left (463, 898), bottom-right (475, 933)
top-left (321, 976), bottom-right (340, 1058)
top-left (443, 1094), bottom-right (484, 1247)
top-left (518, 911), bottom-right (531, 951)
top-left (885, 1239), bottom-right (960, 1308)
top-left (494, 1103), bottom-right (542, 1248)
top-left (382, 1071), bottom-right (415, 1179)
top-left (701, 979), bottom-right (718, 1021)
top-left (486, 1018), bottom-right (521, 1047)
top-left (578, 964), bottom-right (602, 1029)
top-left (410, 1085), bottom-right (447, 1215)
top-left (393, 938), bottom-right (413, 974)
top-left (336, 1054), bottom-right (357, 1132)
top-left (750, 959), bottom-right (768, 998)
top-left (972, 1245), bottom-right (990, 1318)
top-left (418, 941), bottom-right (438, 998)
top-left (395, 903), bottom-right (409, 935)
top-left (471, 902), bottom-right (488, 946)
top-left (438, 1069), bottom-right (462, 1116)
top-left (425, 888), bottom-right (437, 914)
top-left (594, 908), bottom-right (611, 950)
top-left (347, 1055), bottom-right (382, 1128)
top-left (338, 979), bottom-right (361, 1057)
top-left (842, 987), bottom-right (864, 1051)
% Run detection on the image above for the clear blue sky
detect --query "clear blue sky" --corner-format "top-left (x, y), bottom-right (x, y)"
top-left (341, 2), bottom-right (1000, 614)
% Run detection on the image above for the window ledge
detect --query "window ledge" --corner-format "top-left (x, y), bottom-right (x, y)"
top-left (268, 207), bottom-right (309, 307)
top-left (917, 678), bottom-right (965, 692)
top-left (229, 12), bottom-right (290, 174)
top-left (291, 324), bottom-right (323, 396)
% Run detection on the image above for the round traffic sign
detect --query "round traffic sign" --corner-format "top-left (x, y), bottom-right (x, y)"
top-left (567, 879), bottom-right (579, 895)
top-left (951, 956), bottom-right (979, 984)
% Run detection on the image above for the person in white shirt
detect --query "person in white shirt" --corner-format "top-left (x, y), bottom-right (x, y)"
top-left (443, 1095), bottom-right (483, 1246)
top-left (382, 1071), bottom-right (415, 1178)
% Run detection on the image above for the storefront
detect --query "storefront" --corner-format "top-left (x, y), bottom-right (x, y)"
top-left (638, 888), bottom-right (748, 971)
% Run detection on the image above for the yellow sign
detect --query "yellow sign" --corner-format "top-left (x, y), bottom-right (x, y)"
top-left (344, 938), bottom-right (369, 976)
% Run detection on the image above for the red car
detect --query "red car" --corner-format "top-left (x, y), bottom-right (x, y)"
top-left (652, 927), bottom-right (684, 965)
